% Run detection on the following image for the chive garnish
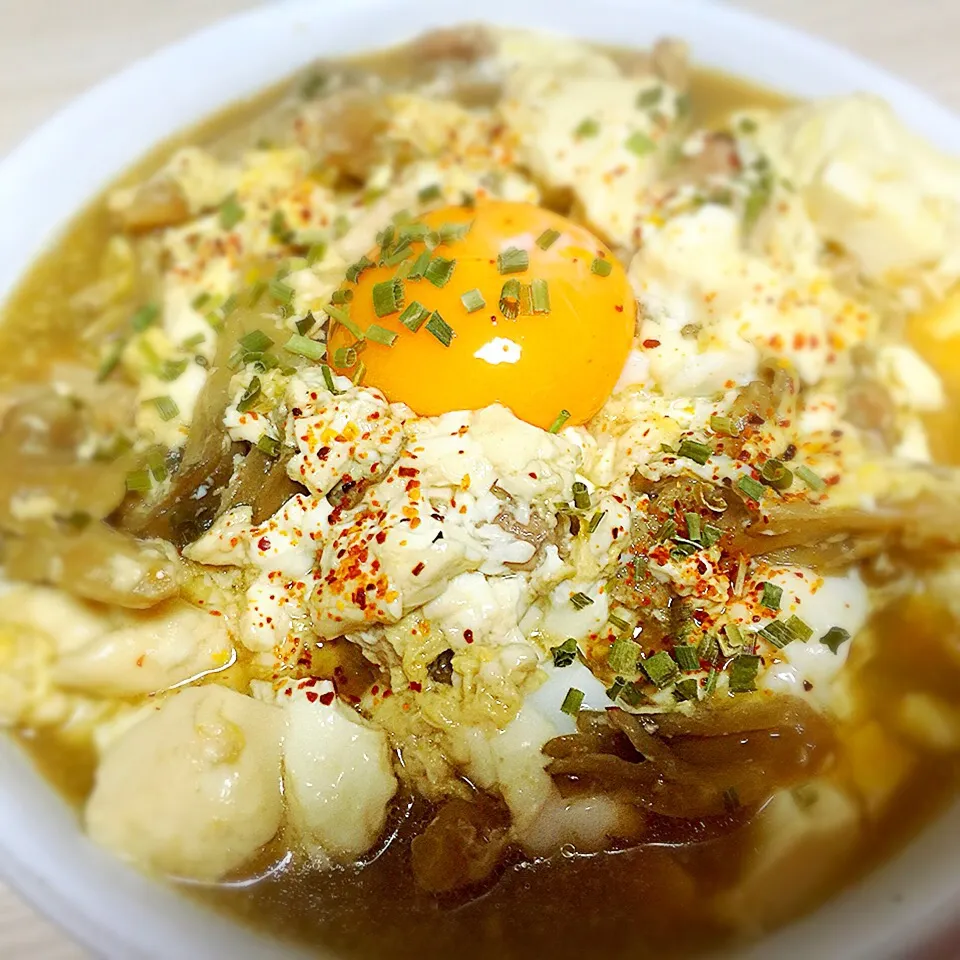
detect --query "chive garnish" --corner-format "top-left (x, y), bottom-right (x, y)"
top-left (698, 634), bottom-right (720, 665)
top-left (345, 256), bottom-right (373, 284)
top-left (536, 228), bottom-right (561, 250)
top-left (685, 512), bottom-right (701, 541)
top-left (728, 654), bottom-right (760, 693)
top-left (548, 409), bottom-right (571, 433)
top-left (352, 360), bottom-right (366, 385)
top-left (399, 301), bottom-right (430, 332)
top-left (372, 278), bottom-right (405, 317)
top-left (710, 415), bottom-right (739, 436)
top-left (407, 250), bottom-right (432, 281)
top-left (574, 118), bottom-right (599, 138)
top-left (642, 651), bottom-right (679, 688)
top-left (636, 85), bottom-right (663, 108)
top-left (424, 257), bottom-right (456, 288)
top-left (785, 615), bottom-right (813, 643)
top-left (722, 623), bottom-right (745, 653)
top-left (561, 688), bottom-right (585, 716)
top-left (625, 131), bottom-right (656, 156)
top-left (570, 591), bottom-right (594, 610)
top-left (320, 364), bottom-right (338, 394)
top-left (588, 510), bottom-right (606, 534)
top-left (606, 677), bottom-right (627, 701)
top-left (796, 464), bottom-right (826, 492)
top-left (674, 678), bottom-right (699, 702)
top-left (497, 247), bottom-right (529, 275)
top-left (257, 434), bottom-right (282, 458)
top-left (399, 222), bottom-right (430, 243)
top-left (219, 194), bottom-right (245, 230)
top-left (760, 458), bottom-right (793, 491)
top-left (236, 377), bottom-right (261, 413)
top-left (759, 620), bottom-right (795, 649)
top-left (146, 448), bottom-right (167, 482)
top-left (760, 582), bottom-right (782, 611)
top-left (620, 682), bottom-right (648, 708)
top-left (333, 311), bottom-right (364, 340)
top-left (590, 257), bottom-right (612, 277)
top-left (499, 278), bottom-right (521, 319)
top-left (366, 324), bottom-right (398, 347)
top-left (425, 311), bottom-right (455, 346)
top-left (97, 340), bottom-right (125, 382)
top-left (238, 330), bottom-right (274, 353)
top-left (151, 396), bottom-right (179, 422)
top-left (551, 638), bottom-right (579, 668)
top-left (438, 221), bottom-right (471, 244)
top-left (307, 242), bottom-right (327, 266)
top-left (821, 626), bottom-right (851, 654)
top-left (677, 439), bottom-right (713, 465)
top-left (295, 314), bottom-right (316, 336)
top-left (737, 474), bottom-right (765, 502)
top-left (608, 613), bottom-right (631, 632)
top-left (531, 278), bottom-right (551, 314)
top-left (333, 346), bottom-right (358, 368)
top-left (131, 303), bottom-right (159, 332)
top-left (382, 244), bottom-right (413, 268)
top-left (572, 481), bottom-right (590, 511)
top-left (284, 334), bottom-right (325, 361)
top-left (705, 666), bottom-right (720, 696)
top-left (418, 183), bottom-right (442, 203)
top-left (268, 278), bottom-right (294, 305)
top-left (701, 523), bottom-right (722, 548)
top-left (609, 638), bottom-right (641, 674)
top-left (269, 209), bottom-right (294, 244)
top-left (125, 469), bottom-right (152, 494)
top-left (460, 288), bottom-right (486, 313)
top-left (656, 518), bottom-right (678, 542)
top-left (331, 289), bottom-right (354, 305)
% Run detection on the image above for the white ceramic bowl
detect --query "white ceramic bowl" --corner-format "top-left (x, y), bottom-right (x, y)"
top-left (2, 2), bottom-right (959, 957)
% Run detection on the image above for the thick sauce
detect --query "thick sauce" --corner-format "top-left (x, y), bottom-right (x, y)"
top-left (3, 44), bottom-right (960, 960)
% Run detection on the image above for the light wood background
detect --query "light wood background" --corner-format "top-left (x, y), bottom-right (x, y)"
top-left (0, 0), bottom-right (959, 956)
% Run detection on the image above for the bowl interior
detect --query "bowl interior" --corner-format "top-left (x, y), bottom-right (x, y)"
top-left (1, 2), bottom-right (959, 958)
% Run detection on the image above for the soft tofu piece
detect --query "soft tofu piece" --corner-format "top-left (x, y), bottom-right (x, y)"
top-left (896, 692), bottom-right (960, 752)
top-left (281, 680), bottom-right (397, 864)
top-left (53, 600), bottom-right (233, 697)
top-left (846, 720), bottom-right (916, 818)
top-left (85, 686), bottom-right (284, 881)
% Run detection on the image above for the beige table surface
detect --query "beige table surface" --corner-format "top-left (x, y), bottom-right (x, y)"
top-left (1, 0), bottom-right (960, 956)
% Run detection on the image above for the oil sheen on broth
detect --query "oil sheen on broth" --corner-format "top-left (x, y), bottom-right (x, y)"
top-left (3, 32), bottom-right (960, 960)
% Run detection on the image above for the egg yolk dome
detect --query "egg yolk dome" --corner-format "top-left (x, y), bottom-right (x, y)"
top-left (327, 201), bottom-right (636, 430)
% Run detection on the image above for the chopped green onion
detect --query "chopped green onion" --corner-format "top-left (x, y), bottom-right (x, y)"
top-left (760, 458), bottom-right (793, 491)
top-left (332, 311), bottom-right (364, 340)
top-left (636, 85), bottom-right (664, 108)
top-left (737, 474), bottom-right (766, 502)
top-left (642, 651), bottom-right (680, 689)
top-left (721, 623), bottom-right (745, 653)
top-left (759, 620), bottom-right (795, 649)
top-left (151, 396), bottom-right (179, 422)
top-left (460, 288), bottom-right (486, 313)
top-left (238, 329), bottom-right (274, 354)
top-left (760, 582), bottom-right (783, 611)
top-left (499, 278), bottom-right (521, 319)
top-left (331, 214), bottom-right (349, 240)
top-left (307, 242), bottom-right (327, 266)
top-left (125, 469), bottom-right (152, 494)
top-left (677, 439), bottom-right (713, 465)
top-left (418, 183), bottom-right (442, 204)
top-left (269, 210), bottom-right (294, 244)
top-left (219, 194), bottom-right (245, 230)
top-left (821, 626), bottom-right (851, 654)
top-left (268, 278), bottom-right (294, 305)
top-left (551, 638), bottom-right (579, 668)
top-left (97, 340), bottom-right (126, 382)
top-left (284, 334), bottom-right (325, 361)
top-left (333, 346), bottom-right (358, 368)
top-left (497, 247), bottom-right (529, 275)
top-left (191, 292), bottom-right (210, 311)
top-left (352, 359), bottom-right (366, 385)
top-left (625, 131), bottom-right (656, 156)
top-left (620, 681), bottom-right (648, 707)
top-left (295, 314), bottom-right (316, 336)
top-left (674, 678), bottom-right (699, 702)
top-left (572, 481), bottom-right (590, 511)
top-left (728, 654), bottom-right (760, 693)
top-left (372, 277), bottom-right (405, 317)
top-left (590, 257), bottom-right (613, 277)
top-left (784, 615), bottom-right (813, 643)
top-left (705, 667), bottom-right (720, 696)
top-left (399, 301), bottom-right (430, 332)
top-left (796, 464), bottom-right (826, 492)
top-left (671, 539), bottom-right (700, 558)
top-left (673, 644), bottom-right (700, 672)
top-left (608, 613), bottom-right (631, 632)
top-left (320, 364), bottom-right (338, 394)
top-left (438, 221), bottom-right (471, 244)
top-left (330, 289), bottom-right (354, 306)
top-left (247, 280), bottom-right (267, 306)
top-left (366, 324), bottom-right (398, 347)
top-left (145, 448), bottom-right (167, 482)
top-left (425, 311), bottom-right (455, 347)
top-left (257, 434), bottom-right (282, 458)
top-left (561, 687), bottom-right (585, 716)
top-left (608, 638), bottom-right (641, 674)
top-left (574, 117), bottom-right (599, 138)
top-left (710, 415), bottom-right (739, 436)
top-left (345, 256), bottom-right (374, 284)
top-left (531, 278), bottom-right (551, 314)
top-left (407, 250), bottom-right (432, 281)
top-left (536, 228), bottom-right (561, 250)
top-left (570, 591), bottom-right (594, 610)
top-left (398, 222), bottom-right (430, 243)
top-left (656, 518), bottom-right (678, 542)
top-left (606, 677), bottom-right (628, 701)
top-left (236, 377), bottom-right (262, 413)
top-left (381, 243), bottom-right (413, 268)
top-left (685, 512), bottom-right (702, 541)
top-left (424, 256), bottom-right (456, 288)
top-left (131, 303), bottom-right (159, 332)
top-left (548, 409), bottom-right (571, 434)
top-left (701, 523), bottom-right (723, 548)
top-left (698, 634), bottom-right (720, 665)
top-left (588, 510), bottom-right (606, 534)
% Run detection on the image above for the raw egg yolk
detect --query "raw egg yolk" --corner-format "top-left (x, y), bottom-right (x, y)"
top-left (327, 201), bottom-right (636, 430)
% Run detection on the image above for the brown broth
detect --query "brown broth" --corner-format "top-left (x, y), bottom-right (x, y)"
top-left (3, 38), bottom-right (960, 960)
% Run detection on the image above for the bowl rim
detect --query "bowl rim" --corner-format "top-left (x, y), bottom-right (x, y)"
top-left (1, 2), bottom-right (960, 958)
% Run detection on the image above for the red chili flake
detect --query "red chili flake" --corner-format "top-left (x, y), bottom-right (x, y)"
top-left (642, 339), bottom-right (661, 349)
top-left (614, 304), bottom-right (624, 312)
top-left (319, 691), bottom-right (335, 705)
top-left (464, 629), bottom-right (474, 644)
top-left (258, 537), bottom-right (271, 551)
top-left (291, 407), bottom-right (303, 417)
top-left (371, 685), bottom-right (380, 696)
top-left (305, 691), bottom-right (319, 703)
top-left (317, 445), bottom-right (331, 461)
top-left (398, 466), bottom-right (418, 477)
top-left (411, 562), bottom-right (425, 577)
top-left (375, 531), bottom-right (387, 544)
top-left (136, 655), bottom-right (145, 668)
top-left (409, 681), bottom-right (422, 693)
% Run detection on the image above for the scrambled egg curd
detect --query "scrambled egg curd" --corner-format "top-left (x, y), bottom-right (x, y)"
top-left (6, 25), bottom-right (960, 959)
